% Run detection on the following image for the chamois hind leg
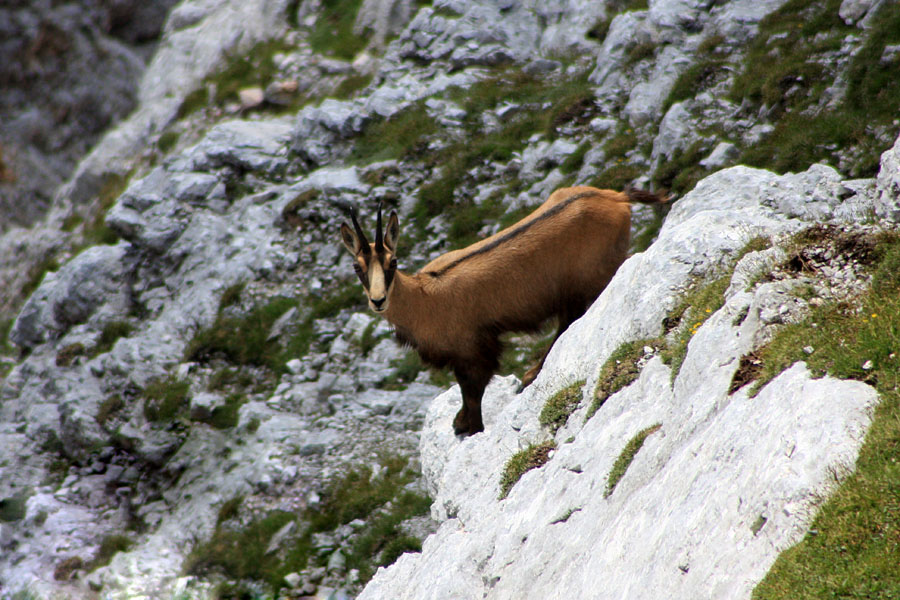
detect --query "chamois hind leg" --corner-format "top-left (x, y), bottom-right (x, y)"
top-left (452, 363), bottom-right (494, 436)
top-left (519, 301), bottom-right (588, 392)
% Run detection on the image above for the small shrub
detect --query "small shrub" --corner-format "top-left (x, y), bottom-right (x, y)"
top-left (142, 376), bottom-right (190, 422)
top-left (539, 381), bottom-right (585, 433)
top-left (605, 424), bottom-right (661, 497)
top-left (350, 103), bottom-right (438, 165)
top-left (499, 441), bottom-right (556, 499)
top-left (96, 395), bottom-right (125, 427)
top-left (56, 342), bottom-right (86, 367)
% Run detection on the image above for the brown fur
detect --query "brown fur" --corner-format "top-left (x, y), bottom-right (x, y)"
top-left (340, 186), bottom-right (665, 435)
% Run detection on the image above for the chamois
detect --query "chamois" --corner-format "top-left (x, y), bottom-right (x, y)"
top-left (339, 186), bottom-right (665, 435)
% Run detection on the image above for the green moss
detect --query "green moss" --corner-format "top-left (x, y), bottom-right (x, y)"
top-left (751, 232), bottom-right (900, 600)
top-left (499, 441), bottom-right (556, 499)
top-left (21, 255), bottom-right (60, 300)
top-left (142, 376), bottom-right (191, 423)
top-left (605, 424), bottom-right (661, 497)
top-left (539, 381), bottom-right (585, 433)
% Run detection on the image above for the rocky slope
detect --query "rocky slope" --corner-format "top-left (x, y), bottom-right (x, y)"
top-left (1, 1), bottom-right (899, 599)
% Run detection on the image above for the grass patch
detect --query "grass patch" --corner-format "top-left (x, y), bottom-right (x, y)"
top-left (184, 282), bottom-right (367, 379)
top-left (605, 424), bottom-right (661, 498)
top-left (539, 381), bottom-right (585, 433)
top-left (185, 454), bottom-right (431, 591)
top-left (195, 393), bottom-right (247, 430)
top-left (653, 139), bottom-right (713, 197)
top-left (499, 441), bottom-right (556, 499)
top-left (55, 342), bottom-right (86, 367)
top-left (731, 0), bottom-right (900, 177)
top-left (87, 534), bottom-right (133, 572)
top-left (89, 320), bottom-right (134, 357)
top-left (415, 69), bottom-right (595, 228)
top-left (350, 103), bottom-right (438, 165)
top-left (589, 340), bottom-right (655, 419)
top-left (308, 0), bottom-right (367, 60)
top-left (659, 271), bottom-right (732, 380)
top-left (751, 232), bottom-right (900, 600)
top-left (142, 376), bottom-right (191, 423)
top-left (96, 395), bottom-right (125, 427)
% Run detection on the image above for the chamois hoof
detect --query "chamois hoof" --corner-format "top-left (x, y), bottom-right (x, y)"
top-left (453, 410), bottom-right (483, 436)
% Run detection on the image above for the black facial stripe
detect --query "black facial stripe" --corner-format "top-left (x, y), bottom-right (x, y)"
top-left (424, 190), bottom-right (601, 277)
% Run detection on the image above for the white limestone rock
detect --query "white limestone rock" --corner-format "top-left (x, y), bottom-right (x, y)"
top-left (358, 160), bottom-right (890, 600)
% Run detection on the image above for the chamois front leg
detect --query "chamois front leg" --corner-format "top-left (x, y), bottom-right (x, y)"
top-left (453, 364), bottom-right (493, 436)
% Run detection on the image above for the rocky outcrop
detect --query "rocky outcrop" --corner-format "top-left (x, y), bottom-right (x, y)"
top-left (359, 145), bottom-right (899, 600)
top-left (0, 0), bottom-right (178, 231)
top-left (2, 1), bottom-right (899, 599)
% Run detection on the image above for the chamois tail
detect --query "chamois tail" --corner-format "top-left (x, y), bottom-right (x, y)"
top-left (624, 187), bottom-right (668, 205)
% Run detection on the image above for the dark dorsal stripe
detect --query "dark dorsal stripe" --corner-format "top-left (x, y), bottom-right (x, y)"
top-left (425, 190), bottom-right (603, 278)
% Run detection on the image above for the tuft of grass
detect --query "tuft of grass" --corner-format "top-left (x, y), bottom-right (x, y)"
top-left (208, 393), bottom-right (247, 430)
top-left (185, 296), bottom-right (299, 372)
top-left (350, 103), bottom-right (438, 165)
top-left (499, 441), bottom-right (556, 499)
top-left (660, 271), bottom-right (732, 381)
top-left (142, 376), bottom-right (191, 423)
top-left (87, 534), bottom-right (133, 572)
top-left (89, 320), bottom-right (134, 357)
top-left (55, 342), bottom-right (86, 367)
top-left (539, 381), bottom-right (585, 433)
top-left (653, 139), bottom-right (714, 197)
top-left (0, 494), bottom-right (28, 522)
top-left (589, 340), bottom-right (656, 419)
top-left (308, 0), bottom-right (367, 60)
top-left (96, 395), bottom-right (125, 427)
top-left (605, 424), bottom-right (661, 498)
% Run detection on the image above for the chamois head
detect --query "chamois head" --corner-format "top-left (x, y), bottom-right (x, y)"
top-left (339, 204), bottom-right (401, 314)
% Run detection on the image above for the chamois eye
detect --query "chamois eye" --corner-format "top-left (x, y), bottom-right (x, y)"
top-left (389, 258), bottom-right (398, 270)
top-left (353, 263), bottom-right (363, 274)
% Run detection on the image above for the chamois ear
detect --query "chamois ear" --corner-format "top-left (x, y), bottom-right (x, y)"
top-left (384, 210), bottom-right (400, 252)
top-left (340, 222), bottom-right (362, 255)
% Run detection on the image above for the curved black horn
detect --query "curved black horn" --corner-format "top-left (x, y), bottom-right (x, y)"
top-left (350, 208), bottom-right (371, 254)
top-left (374, 201), bottom-right (384, 253)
